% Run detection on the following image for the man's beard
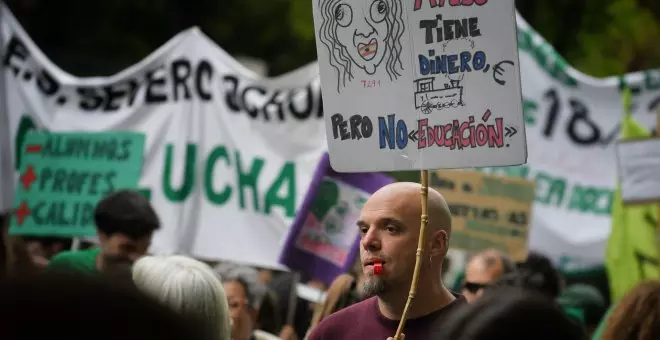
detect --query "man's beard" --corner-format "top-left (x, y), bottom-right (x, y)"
top-left (361, 276), bottom-right (388, 298)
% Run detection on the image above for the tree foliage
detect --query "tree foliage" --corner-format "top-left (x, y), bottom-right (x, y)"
top-left (516, 0), bottom-right (660, 77)
top-left (5, 0), bottom-right (660, 78)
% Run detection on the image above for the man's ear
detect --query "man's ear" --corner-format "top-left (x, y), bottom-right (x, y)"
top-left (428, 229), bottom-right (448, 257)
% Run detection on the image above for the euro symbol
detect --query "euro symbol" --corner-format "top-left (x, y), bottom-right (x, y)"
top-left (493, 60), bottom-right (514, 86)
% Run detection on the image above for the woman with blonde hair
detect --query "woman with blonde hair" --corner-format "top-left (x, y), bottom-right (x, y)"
top-left (132, 255), bottom-right (232, 340)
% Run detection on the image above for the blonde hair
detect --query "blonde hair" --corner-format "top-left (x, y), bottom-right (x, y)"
top-left (602, 280), bottom-right (660, 340)
top-left (132, 255), bottom-right (231, 340)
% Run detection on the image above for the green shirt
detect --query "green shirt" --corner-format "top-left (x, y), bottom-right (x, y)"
top-left (48, 248), bottom-right (101, 276)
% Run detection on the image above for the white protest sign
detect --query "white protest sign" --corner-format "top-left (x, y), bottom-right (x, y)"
top-left (616, 138), bottom-right (660, 204)
top-left (313, 0), bottom-right (527, 172)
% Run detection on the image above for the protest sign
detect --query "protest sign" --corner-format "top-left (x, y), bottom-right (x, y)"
top-left (616, 137), bottom-right (660, 204)
top-left (280, 153), bottom-right (394, 285)
top-left (313, 0), bottom-right (527, 172)
top-left (432, 170), bottom-right (535, 261)
top-left (9, 131), bottom-right (145, 237)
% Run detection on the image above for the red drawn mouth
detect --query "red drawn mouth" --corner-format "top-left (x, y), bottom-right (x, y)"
top-left (357, 39), bottom-right (378, 60)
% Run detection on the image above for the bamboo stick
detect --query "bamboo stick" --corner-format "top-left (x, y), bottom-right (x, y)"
top-left (392, 170), bottom-right (430, 340)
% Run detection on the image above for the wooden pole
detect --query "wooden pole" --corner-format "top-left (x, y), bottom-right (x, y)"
top-left (656, 108), bottom-right (660, 235)
top-left (392, 170), bottom-right (430, 340)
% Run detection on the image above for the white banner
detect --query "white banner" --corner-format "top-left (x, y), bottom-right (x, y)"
top-left (0, 5), bottom-right (326, 269)
top-left (2, 5), bottom-right (660, 269)
top-left (478, 14), bottom-right (660, 269)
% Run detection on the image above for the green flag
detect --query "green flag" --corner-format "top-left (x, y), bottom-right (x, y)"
top-left (606, 90), bottom-right (659, 302)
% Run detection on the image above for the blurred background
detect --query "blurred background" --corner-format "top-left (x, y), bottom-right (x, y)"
top-left (6, 0), bottom-right (660, 77)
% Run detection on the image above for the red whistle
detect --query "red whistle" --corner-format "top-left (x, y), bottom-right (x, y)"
top-left (373, 261), bottom-right (383, 275)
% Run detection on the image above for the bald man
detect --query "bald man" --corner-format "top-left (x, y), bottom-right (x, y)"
top-left (462, 249), bottom-right (516, 303)
top-left (307, 182), bottom-right (466, 340)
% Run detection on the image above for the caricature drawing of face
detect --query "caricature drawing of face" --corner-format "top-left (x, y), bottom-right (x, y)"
top-left (318, 0), bottom-right (405, 92)
top-left (334, 0), bottom-right (389, 75)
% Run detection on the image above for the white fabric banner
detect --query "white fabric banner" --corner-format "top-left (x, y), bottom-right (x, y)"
top-left (2, 5), bottom-right (660, 270)
top-left (0, 5), bottom-right (326, 269)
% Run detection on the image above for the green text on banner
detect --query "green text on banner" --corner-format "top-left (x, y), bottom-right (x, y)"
top-left (9, 131), bottom-right (146, 237)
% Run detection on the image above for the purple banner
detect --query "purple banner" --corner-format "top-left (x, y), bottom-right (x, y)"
top-left (279, 153), bottom-right (394, 285)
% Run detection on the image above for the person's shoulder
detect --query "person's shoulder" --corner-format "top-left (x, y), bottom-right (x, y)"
top-left (307, 297), bottom-right (376, 339)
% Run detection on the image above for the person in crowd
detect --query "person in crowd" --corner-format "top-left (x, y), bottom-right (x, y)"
top-left (600, 280), bottom-right (660, 340)
top-left (215, 262), bottom-right (282, 340)
top-left (306, 259), bottom-right (366, 336)
top-left (5, 236), bottom-right (41, 278)
top-left (440, 286), bottom-right (586, 339)
top-left (258, 268), bottom-right (275, 285)
top-left (518, 251), bottom-right (564, 298)
top-left (307, 182), bottom-right (466, 339)
top-left (556, 284), bottom-right (607, 337)
top-left (461, 249), bottom-right (517, 302)
top-left (132, 255), bottom-right (231, 340)
top-left (489, 251), bottom-right (564, 299)
top-left (24, 236), bottom-right (71, 268)
top-left (270, 271), bottom-right (326, 340)
top-left (0, 271), bottom-right (204, 340)
top-left (257, 288), bottom-right (283, 335)
top-left (47, 189), bottom-right (160, 275)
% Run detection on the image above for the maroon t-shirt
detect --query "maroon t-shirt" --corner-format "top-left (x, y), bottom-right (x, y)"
top-left (307, 293), bottom-right (466, 340)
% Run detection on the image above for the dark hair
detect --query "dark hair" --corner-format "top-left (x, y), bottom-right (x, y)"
top-left (0, 271), bottom-right (204, 340)
top-left (602, 280), bottom-right (660, 340)
top-left (257, 290), bottom-right (282, 334)
top-left (103, 261), bottom-right (136, 289)
top-left (499, 251), bottom-right (562, 298)
top-left (441, 287), bottom-right (586, 340)
top-left (94, 189), bottom-right (160, 239)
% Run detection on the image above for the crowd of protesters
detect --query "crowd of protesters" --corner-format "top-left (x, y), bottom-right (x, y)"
top-left (0, 185), bottom-right (655, 340)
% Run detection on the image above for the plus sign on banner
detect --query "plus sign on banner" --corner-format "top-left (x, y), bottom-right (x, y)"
top-left (9, 131), bottom-right (145, 237)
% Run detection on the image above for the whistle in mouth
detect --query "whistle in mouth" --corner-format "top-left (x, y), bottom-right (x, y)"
top-left (373, 261), bottom-right (383, 275)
